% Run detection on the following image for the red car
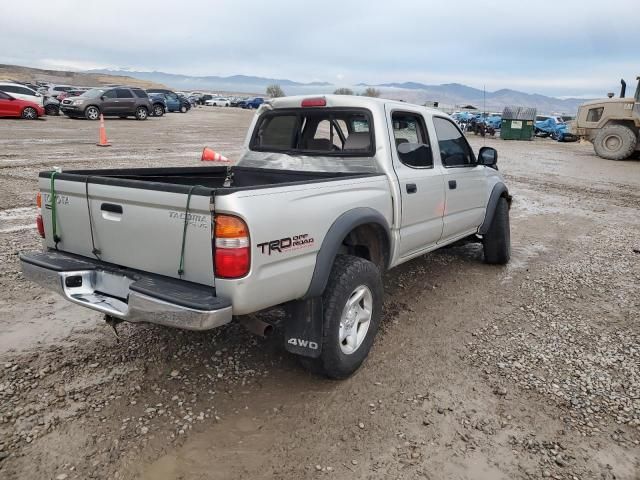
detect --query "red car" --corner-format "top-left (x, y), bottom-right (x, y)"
top-left (0, 91), bottom-right (45, 119)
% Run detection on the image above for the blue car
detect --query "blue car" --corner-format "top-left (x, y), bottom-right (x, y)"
top-left (146, 89), bottom-right (190, 113)
top-left (239, 97), bottom-right (265, 109)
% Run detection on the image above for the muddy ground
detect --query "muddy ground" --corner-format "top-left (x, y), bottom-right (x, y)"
top-left (0, 108), bottom-right (639, 480)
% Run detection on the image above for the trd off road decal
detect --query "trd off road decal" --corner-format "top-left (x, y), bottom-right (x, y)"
top-left (257, 234), bottom-right (314, 255)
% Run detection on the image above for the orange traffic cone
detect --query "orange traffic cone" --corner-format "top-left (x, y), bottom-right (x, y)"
top-left (201, 147), bottom-right (229, 162)
top-left (97, 114), bottom-right (111, 147)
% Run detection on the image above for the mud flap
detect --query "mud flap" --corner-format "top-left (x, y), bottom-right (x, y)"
top-left (283, 297), bottom-right (323, 358)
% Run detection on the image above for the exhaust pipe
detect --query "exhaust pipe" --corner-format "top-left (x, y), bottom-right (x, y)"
top-left (620, 79), bottom-right (626, 98)
top-left (238, 316), bottom-right (273, 337)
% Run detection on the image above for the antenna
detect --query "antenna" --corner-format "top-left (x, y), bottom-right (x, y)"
top-left (483, 85), bottom-right (487, 146)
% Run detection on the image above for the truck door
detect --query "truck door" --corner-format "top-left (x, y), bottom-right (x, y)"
top-left (432, 116), bottom-right (487, 241)
top-left (387, 108), bottom-right (446, 258)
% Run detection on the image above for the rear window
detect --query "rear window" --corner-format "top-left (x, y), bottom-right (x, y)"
top-left (251, 108), bottom-right (375, 157)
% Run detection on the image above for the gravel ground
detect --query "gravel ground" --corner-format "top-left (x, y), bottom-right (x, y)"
top-left (0, 109), bottom-right (639, 479)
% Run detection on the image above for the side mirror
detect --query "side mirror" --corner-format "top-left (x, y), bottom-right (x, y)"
top-left (100, 96), bottom-right (105, 100)
top-left (398, 142), bottom-right (432, 167)
top-left (478, 146), bottom-right (498, 166)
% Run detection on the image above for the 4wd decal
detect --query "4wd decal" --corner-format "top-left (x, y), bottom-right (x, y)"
top-left (257, 234), bottom-right (314, 255)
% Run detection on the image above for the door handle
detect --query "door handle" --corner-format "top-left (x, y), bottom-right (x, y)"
top-left (448, 180), bottom-right (457, 190)
top-left (101, 203), bottom-right (123, 214)
top-left (406, 183), bottom-right (417, 194)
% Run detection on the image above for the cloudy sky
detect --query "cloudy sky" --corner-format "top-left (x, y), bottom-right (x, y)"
top-left (1, 0), bottom-right (637, 97)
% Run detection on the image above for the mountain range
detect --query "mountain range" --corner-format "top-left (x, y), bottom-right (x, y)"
top-left (89, 69), bottom-right (586, 114)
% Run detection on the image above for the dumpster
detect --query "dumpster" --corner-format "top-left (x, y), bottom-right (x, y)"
top-left (501, 106), bottom-right (537, 140)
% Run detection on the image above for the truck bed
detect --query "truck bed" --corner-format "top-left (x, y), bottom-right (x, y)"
top-left (41, 165), bottom-right (377, 195)
top-left (37, 165), bottom-right (384, 288)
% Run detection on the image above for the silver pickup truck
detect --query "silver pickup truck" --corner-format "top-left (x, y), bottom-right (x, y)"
top-left (21, 95), bottom-right (511, 378)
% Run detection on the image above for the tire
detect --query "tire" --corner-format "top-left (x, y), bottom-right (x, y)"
top-left (180, 105), bottom-right (187, 113)
top-left (483, 196), bottom-right (511, 265)
top-left (21, 107), bottom-right (38, 120)
top-left (153, 104), bottom-right (164, 117)
top-left (84, 106), bottom-right (100, 120)
top-left (135, 106), bottom-right (148, 120)
top-left (44, 105), bottom-right (59, 116)
top-left (593, 124), bottom-right (637, 160)
top-left (300, 255), bottom-right (383, 379)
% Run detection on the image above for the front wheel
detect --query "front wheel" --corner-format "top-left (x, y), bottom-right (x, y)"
top-left (593, 124), bottom-right (637, 160)
top-left (84, 106), bottom-right (100, 120)
top-left (179, 105), bottom-right (187, 113)
top-left (135, 106), bottom-right (148, 120)
top-left (44, 104), bottom-right (59, 116)
top-left (153, 104), bottom-right (164, 117)
top-left (483, 196), bottom-right (511, 264)
top-left (300, 255), bottom-right (383, 379)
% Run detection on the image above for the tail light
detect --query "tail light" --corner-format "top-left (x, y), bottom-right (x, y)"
top-left (36, 215), bottom-right (45, 238)
top-left (36, 193), bottom-right (45, 238)
top-left (301, 97), bottom-right (326, 107)
top-left (214, 214), bottom-right (250, 278)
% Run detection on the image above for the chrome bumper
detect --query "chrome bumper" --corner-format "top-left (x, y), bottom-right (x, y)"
top-left (20, 256), bottom-right (232, 331)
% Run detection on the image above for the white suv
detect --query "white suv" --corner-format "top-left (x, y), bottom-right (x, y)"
top-left (0, 82), bottom-right (44, 106)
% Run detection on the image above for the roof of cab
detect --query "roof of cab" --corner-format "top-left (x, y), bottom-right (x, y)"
top-left (267, 94), bottom-right (445, 116)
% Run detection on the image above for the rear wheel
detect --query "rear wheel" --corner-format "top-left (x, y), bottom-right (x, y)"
top-left (135, 106), bottom-right (148, 120)
top-left (180, 105), bottom-right (187, 113)
top-left (593, 124), bottom-right (637, 160)
top-left (21, 107), bottom-right (38, 120)
top-left (483, 196), bottom-right (511, 264)
top-left (300, 255), bottom-right (383, 379)
top-left (84, 106), bottom-right (100, 120)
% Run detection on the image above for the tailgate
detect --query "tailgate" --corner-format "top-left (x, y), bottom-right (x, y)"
top-left (39, 175), bottom-right (215, 286)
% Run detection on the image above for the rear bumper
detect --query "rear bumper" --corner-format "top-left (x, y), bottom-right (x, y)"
top-left (20, 251), bottom-right (232, 331)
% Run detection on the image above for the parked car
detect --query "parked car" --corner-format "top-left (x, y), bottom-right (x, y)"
top-left (146, 89), bottom-right (191, 113)
top-left (21, 95), bottom-right (511, 379)
top-left (57, 89), bottom-right (88, 101)
top-left (46, 85), bottom-right (76, 100)
top-left (0, 91), bottom-right (45, 119)
top-left (43, 97), bottom-right (60, 116)
top-left (147, 92), bottom-right (167, 117)
top-left (0, 82), bottom-right (44, 106)
top-left (239, 97), bottom-right (265, 109)
top-left (205, 97), bottom-right (230, 107)
top-left (59, 87), bottom-right (153, 120)
top-left (229, 97), bottom-right (246, 107)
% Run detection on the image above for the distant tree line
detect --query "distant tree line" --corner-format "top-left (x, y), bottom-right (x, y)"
top-left (265, 85), bottom-right (382, 98)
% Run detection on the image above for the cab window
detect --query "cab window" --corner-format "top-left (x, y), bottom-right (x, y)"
top-left (433, 117), bottom-right (475, 167)
top-left (392, 112), bottom-right (433, 168)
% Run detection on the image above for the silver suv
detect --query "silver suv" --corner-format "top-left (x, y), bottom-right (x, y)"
top-left (59, 87), bottom-right (153, 120)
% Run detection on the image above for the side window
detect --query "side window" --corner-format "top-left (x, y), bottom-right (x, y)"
top-left (586, 107), bottom-right (603, 123)
top-left (392, 112), bottom-right (433, 168)
top-left (1, 86), bottom-right (17, 93)
top-left (132, 89), bottom-right (147, 98)
top-left (0, 91), bottom-right (10, 99)
top-left (103, 89), bottom-right (117, 99)
top-left (17, 87), bottom-right (34, 96)
top-left (116, 88), bottom-right (134, 99)
top-left (433, 117), bottom-right (475, 167)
